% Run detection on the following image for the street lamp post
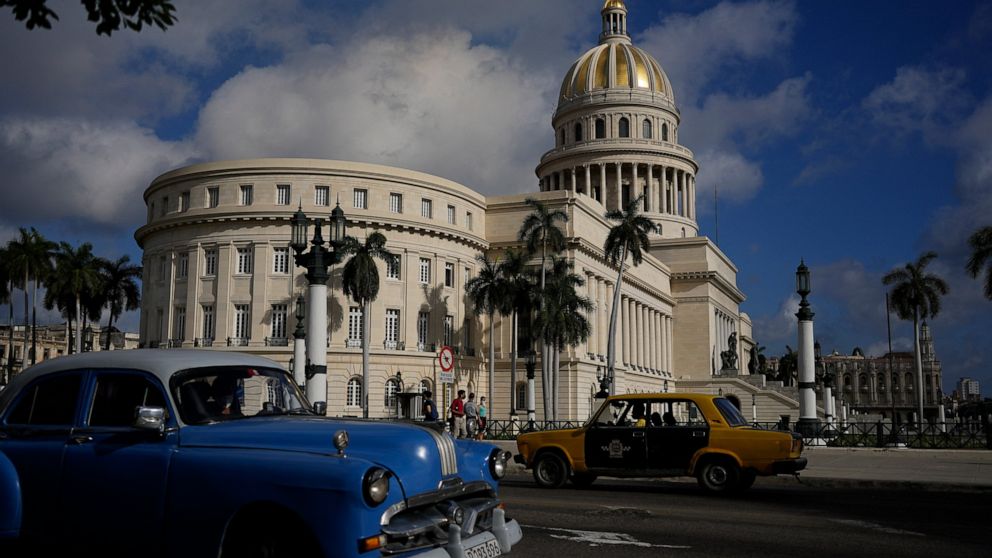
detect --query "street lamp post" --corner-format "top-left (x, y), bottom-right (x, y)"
top-left (290, 203), bottom-right (347, 413)
top-left (292, 294), bottom-right (307, 389)
top-left (795, 260), bottom-right (818, 436)
top-left (526, 350), bottom-right (537, 429)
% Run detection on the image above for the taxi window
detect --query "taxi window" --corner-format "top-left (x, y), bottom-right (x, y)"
top-left (89, 373), bottom-right (168, 427)
top-left (652, 400), bottom-right (707, 427)
top-left (7, 373), bottom-right (82, 426)
top-left (714, 397), bottom-right (749, 427)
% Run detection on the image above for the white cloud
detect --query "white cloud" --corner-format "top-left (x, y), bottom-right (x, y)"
top-left (865, 338), bottom-right (913, 358)
top-left (194, 30), bottom-right (553, 194)
top-left (862, 66), bottom-right (969, 138)
top-left (753, 293), bottom-right (800, 348)
top-left (0, 118), bottom-right (194, 227)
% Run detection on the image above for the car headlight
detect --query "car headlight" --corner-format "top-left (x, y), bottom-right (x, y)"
top-left (489, 449), bottom-right (511, 480)
top-left (363, 467), bottom-right (391, 506)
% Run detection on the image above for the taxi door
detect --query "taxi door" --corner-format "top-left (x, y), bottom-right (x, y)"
top-left (584, 401), bottom-right (647, 470)
top-left (646, 400), bottom-right (710, 470)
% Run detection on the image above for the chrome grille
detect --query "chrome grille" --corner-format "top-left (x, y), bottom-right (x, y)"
top-left (421, 424), bottom-right (458, 476)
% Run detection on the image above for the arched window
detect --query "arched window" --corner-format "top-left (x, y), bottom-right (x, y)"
top-left (892, 374), bottom-right (899, 388)
top-left (515, 382), bottom-right (527, 411)
top-left (560, 128), bottom-right (565, 146)
top-left (618, 117), bottom-right (630, 138)
top-left (385, 378), bottom-right (399, 408)
top-left (346, 377), bottom-right (362, 407)
top-left (419, 379), bottom-right (432, 395)
top-left (642, 119), bottom-right (652, 138)
top-left (878, 373), bottom-right (886, 390)
top-left (574, 122), bottom-right (583, 142)
top-left (844, 374), bottom-right (852, 389)
top-left (595, 118), bottom-right (605, 139)
top-left (905, 373), bottom-right (914, 390)
top-left (859, 374), bottom-right (868, 390)
top-left (662, 122), bottom-right (669, 141)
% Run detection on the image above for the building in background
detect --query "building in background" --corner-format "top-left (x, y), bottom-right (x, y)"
top-left (0, 324), bottom-right (139, 382)
top-left (956, 377), bottom-right (982, 402)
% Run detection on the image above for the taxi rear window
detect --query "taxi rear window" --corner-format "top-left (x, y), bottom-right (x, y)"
top-left (714, 397), bottom-right (749, 427)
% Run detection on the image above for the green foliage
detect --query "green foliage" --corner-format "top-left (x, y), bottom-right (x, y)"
top-left (966, 226), bottom-right (992, 301)
top-left (882, 251), bottom-right (949, 321)
top-left (603, 195), bottom-right (655, 269)
top-left (533, 257), bottom-right (592, 349)
top-left (518, 198), bottom-right (568, 262)
top-left (466, 253), bottom-right (504, 318)
top-left (341, 232), bottom-right (393, 305)
top-left (2, 0), bottom-right (177, 35)
top-left (100, 255), bottom-right (141, 348)
top-left (45, 241), bottom-right (102, 308)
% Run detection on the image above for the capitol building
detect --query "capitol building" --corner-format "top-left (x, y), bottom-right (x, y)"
top-left (137, 1), bottom-right (784, 420)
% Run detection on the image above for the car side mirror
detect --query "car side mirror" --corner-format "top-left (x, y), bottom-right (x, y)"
top-left (313, 401), bottom-right (327, 416)
top-left (134, 406), bottom-right (166, 433)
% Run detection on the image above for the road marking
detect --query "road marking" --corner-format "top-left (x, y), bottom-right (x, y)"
top-left (523, 525), bottom-right (691, 549)
top-left (827, 519), bottom-right (926, 537)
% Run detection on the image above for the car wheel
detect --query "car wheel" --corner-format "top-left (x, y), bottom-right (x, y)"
top-left (696, 458), bottom-right (740, 494)
top-left (222, 511), bottom-right (317, 558)
top-left (737, 469), bottom-right (757, 491)
top-left (570, 472), bottom-right (597, 488)
top-left (533, 452), bottom-right (569, 488)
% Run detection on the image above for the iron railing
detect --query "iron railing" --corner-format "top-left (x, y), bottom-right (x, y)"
top-left (750, 421), bottom-right (991, 449)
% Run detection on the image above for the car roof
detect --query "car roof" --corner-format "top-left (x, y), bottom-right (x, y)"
top-left (608, 393), bottom-right (719, 402)
top-left (0, 349), bottom-right (282, 411)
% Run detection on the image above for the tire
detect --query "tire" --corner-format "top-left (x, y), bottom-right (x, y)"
top-left (570, 472), bottom-right (598, 488)
top-left (696, 458), bottom-right (740, 494)
top-left (737, 469), bottom-right (757, 491)
top-left (533, 452), bottom-right (569, 488)
top-left (222, 510), bottom-right (317, 558)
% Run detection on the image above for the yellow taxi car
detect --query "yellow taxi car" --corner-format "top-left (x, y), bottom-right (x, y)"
top-left (515, 393), bottom-right (806, 493)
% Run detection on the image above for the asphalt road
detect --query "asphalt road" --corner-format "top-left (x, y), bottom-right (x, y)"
top-left (500, 474), bottom-right (991, 558)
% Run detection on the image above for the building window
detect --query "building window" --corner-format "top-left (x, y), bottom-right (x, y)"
top-left (464, 267), bottom-right (470, 287)
top-left (574, 122), bottom-right (583, 142)
top-left (466, 212), bottom-right (473, 230)
top-left (202, 305), bottom-right (214, 339)
top-left (421, 198), bottom-right (433, 219)
top-left (173, 306), bottom-right (186, 340)
top-left (447, 205), bottom-right (456, 225)
top-left (315, 185), bottom-right (329, 207)
top-left (443, 315), bottom-right (453, 347)
top-left (271, 304), bottom-right (287, 339)
top-left (353, 188), bottom-right (367, 209)
top-left (417, 312), bottom-right (429, 347)
top-left (177, 253), bottom-right (188, 279)
top-left (389, 192), bottom-right (403, 213)
top-left (161, 197), bottom-right (168, 216)
top-left (385, 255), bottom-right (400, 280)
top-left (149, 202), bottom-right (155, 220)
top-left (385, 309), bottom-right (400, 345)
top-left (240, 185), bottom-right (253, 206)
top-left (347, 378), bottom-right (362, 407)
top-left (559, 128), bottom-right (565, 146)
top-left (619, 117), bottom-right (630, 138)
top-left (207, 187), bottom-right (219, 208)
top-left (158, 256), bottom-right (167, 281)
top-left (516, 382), bottom-right (527, 411)
top-left (444, 262), bottom-right (454, 288)
top-left (385, 378), bottom-right (399, 409)
top-left (236, 247), bottom-right (253, 275)
top-left (595, 118), bottom-right (605, 138)
top-left (204, 249), bottom-right (217, 276)
top-left (642, 119), bottom-right (652, 139)
top-left (277, 184), bottom-right (291, 206)
top-left (463, 318), bottom-right (471, 351)
top-left (348, 306), bottom-right (364, 345)
top-left (179, 191), bottom-right (190, 212)
top-left (662, 122), bottom-right (669, 142)
top-left (272, 247), bottom-right (289, 274)
top-left (234, 305), bottom-right (250, 340)
top-left (420, 379), bottom-right (432, 396)
top-left (419, 258), bottom-right (431, 284)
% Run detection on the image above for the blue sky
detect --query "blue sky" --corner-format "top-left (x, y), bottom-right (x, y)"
top-left (1, 0), bottom-right (990, 396)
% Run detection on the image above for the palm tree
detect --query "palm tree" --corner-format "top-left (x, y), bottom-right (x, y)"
top-left (518, 198), bottom-right (568, 419)
top-left (466, 253), bottom-right (506, 417)
top-left (46, 242), bottom-right (103, 354)
top-left (883, 252), bottom-right (949, 427)
top-left (100, 255), bottom-right (142, 350)
top-left (341, 232), bottom-right (394, 419)
top-left (499, 248), bottom-right (532, 416)
top-left (0, 247), bottom-right (13, 382)
top-left (603, 195), bottom-right (656, 395)
top-left (6, 228), bottom-right (56, 365)
top-left (533, 257), bottom-right (592, 419)
top-left (966, 226), bottom-right (992, 300)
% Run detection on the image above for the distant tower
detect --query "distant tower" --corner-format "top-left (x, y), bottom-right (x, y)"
top-left (920, 321), bottom-right (935, 363)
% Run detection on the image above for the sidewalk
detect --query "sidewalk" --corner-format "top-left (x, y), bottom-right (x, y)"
top-left (490, 440), bottom-right (992, 492)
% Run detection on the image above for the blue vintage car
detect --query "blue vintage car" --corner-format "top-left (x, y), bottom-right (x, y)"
top-left (0, 350), bottom-right (521, 557)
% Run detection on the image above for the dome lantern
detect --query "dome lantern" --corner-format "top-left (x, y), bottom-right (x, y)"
top-left (600, 0), bottom-right (630, 43)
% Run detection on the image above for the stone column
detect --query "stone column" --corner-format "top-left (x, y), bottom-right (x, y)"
top-left (586, 273), bottom-right (597, 356)
top-left (604, 281), bottom-right (614, 361)
top-left (637, 302), bottom-right (646, 369)
top-left (584, 165), bottom-right (591, 196)
top-left (621, 296), bottom-right (629, 364)
top-left (653, 311), bottom-right (660, 372)
top-left (599, 164), bottom-right (607, 204)
top-left (571, 167), bottom-right (577, 192)
top-left (667, 315), bottom-right (674, 374)
top-left (632, 163), bottom-right (639, 207)
top-left (797, 298), bottom-right (817, 432)
top-left (615, 162), bottom-right (623, 211)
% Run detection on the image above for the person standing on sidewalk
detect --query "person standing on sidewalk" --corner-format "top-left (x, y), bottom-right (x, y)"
top-left (465, 393), bottom-right (479, 439)
top-left (476, 396), bottom-right (488, 440)
top-left (450, 390), bottom-right (467, 438)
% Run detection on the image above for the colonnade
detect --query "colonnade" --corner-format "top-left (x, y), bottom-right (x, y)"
top-left (540, 162), bottom-right (695, 220)
top-left (585, 271), bottom-right (672, 376)
top-left (714, 308), bottom-right (737, 369)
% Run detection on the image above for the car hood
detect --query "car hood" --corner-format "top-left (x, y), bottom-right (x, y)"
top-left (178, 417), bottom-right (457, 496)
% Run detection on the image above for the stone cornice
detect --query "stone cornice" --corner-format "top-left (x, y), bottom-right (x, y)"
top-left (670, 270), bottom-right (746, 304)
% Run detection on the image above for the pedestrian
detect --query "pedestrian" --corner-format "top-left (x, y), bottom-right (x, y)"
top-left (477, 396), bottom-right (487, 440)
top-left (450, 390), bottom-right (467, 438)
top-left (465, 392), bottom-right (478, 439)
top-left (422, 390), bottom-right (439, 422)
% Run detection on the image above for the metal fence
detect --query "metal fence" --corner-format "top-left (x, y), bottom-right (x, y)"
top-left (472, 419), bottom-right (990, 449)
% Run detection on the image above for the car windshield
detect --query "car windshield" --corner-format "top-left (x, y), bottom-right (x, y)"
top-left (171, 366), bottom-right (311, 424)
top-left (714, 397), bottom-right (749, 427)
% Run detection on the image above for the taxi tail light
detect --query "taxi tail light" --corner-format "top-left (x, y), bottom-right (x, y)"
top-left (358, 534), bottom-right (386, 553)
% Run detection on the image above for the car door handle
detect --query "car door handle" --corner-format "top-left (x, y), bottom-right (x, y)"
top-left (632, 431), bottom-right (645, 438)
top-left (692, 431), bottom-right (705, 438)
top-left (70, 435), bottom-right (93, 445)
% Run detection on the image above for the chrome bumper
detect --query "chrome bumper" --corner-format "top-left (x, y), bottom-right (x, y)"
top-left (415, 508), bottom-right (523, 558)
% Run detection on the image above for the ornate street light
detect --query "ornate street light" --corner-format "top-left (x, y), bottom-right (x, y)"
top-left (291, 201), bottom-right (348, 413)
top-left (595, 366), bottom-right (610, 400)
top-left (795, 259), bottom-right (817, 436)
top-left (526, 350), bottom-right (538, 429)
top-left (292, 293), bottom-right (307, 389)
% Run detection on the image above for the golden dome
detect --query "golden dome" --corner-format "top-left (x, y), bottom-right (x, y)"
top-left (558, 42), bottom-right (673, 102)
top-left (602, 0), bottom-right (627, 10)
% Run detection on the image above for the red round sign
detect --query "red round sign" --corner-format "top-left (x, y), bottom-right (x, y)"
top-left (438, 346), bottom-right (455, 372)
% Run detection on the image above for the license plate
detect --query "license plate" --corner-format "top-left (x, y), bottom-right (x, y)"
top-left (465, 537), bottom-right (502, 558)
